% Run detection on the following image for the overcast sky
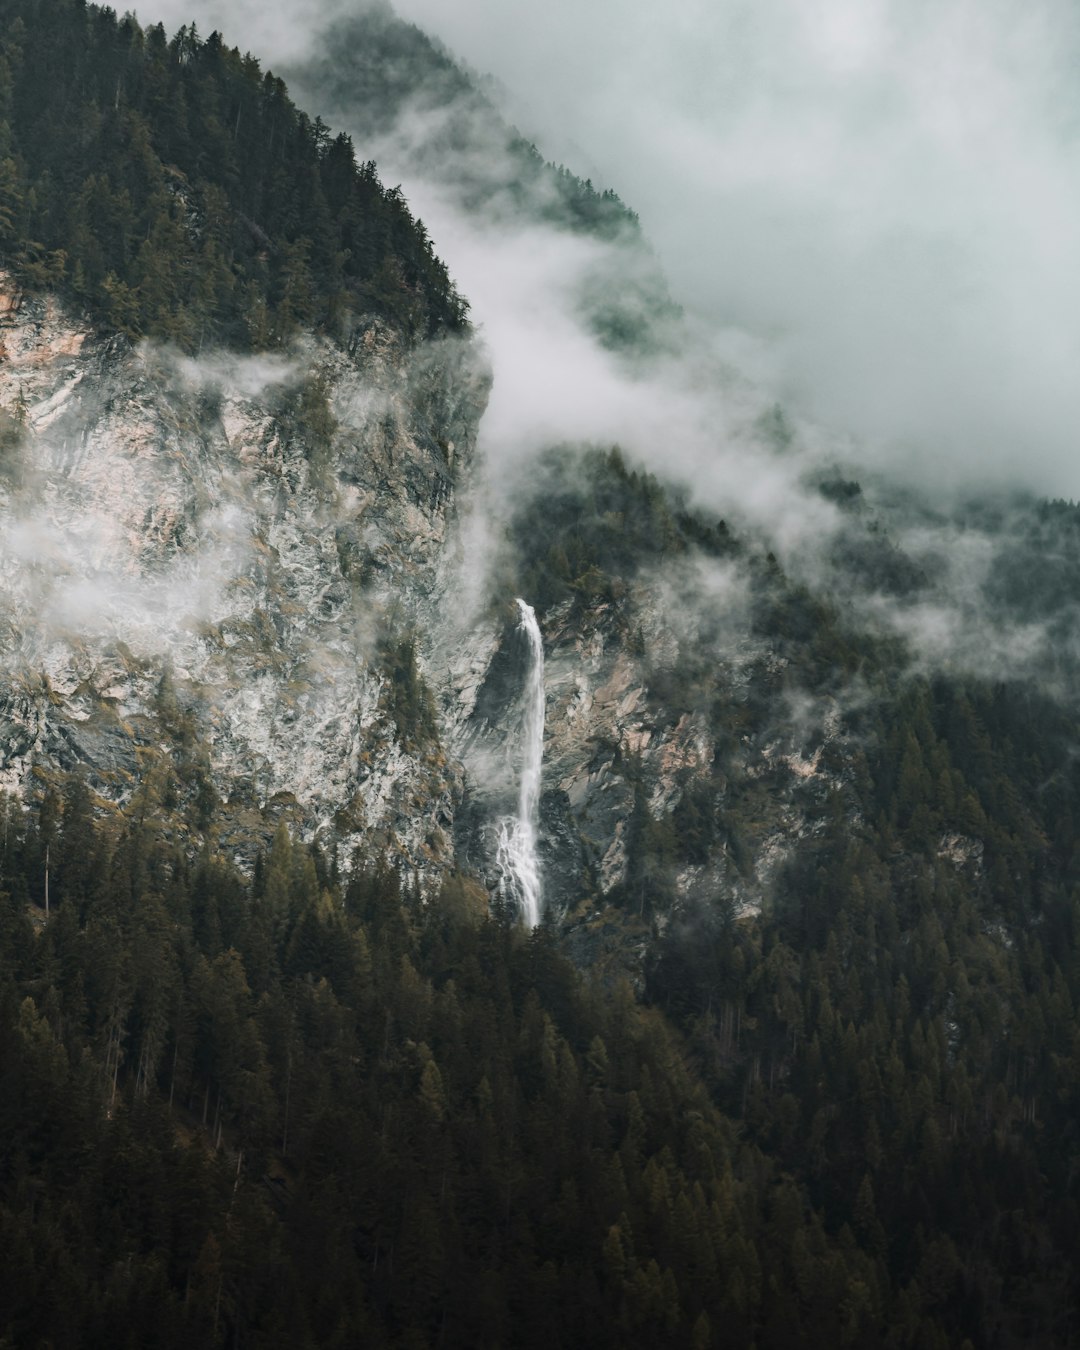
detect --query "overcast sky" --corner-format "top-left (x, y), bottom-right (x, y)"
top-left (145, 0), bottom-right (1080, 495)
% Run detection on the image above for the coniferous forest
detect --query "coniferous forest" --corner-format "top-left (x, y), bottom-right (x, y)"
top-left (1, 3), bottom-right (1079, 1349)
top-left (0, 0), bottom-right (468, 348)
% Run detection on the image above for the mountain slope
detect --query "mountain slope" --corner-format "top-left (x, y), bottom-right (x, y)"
top-left (0, 3), bottom-right (1078, 1346)
top-left (0, 0), bottom-right (467, 347)
top-left (282, 2), bottom-right (679, 353)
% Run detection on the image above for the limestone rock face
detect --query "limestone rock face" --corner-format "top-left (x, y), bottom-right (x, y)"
top-left (0, 272), bottom-right (851, 939)
top-left (0, 271), bottom-right (489, 880)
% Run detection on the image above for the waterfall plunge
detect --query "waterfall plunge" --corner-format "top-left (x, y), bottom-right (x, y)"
top-left (495, 599), bottom-right (545, 928)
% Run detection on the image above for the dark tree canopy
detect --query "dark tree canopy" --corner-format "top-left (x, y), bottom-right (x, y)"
top-left (0, 0), bottom-right (469, 349)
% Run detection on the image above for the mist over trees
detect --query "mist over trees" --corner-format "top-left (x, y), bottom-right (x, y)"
top-left (281, 5), bottom-right (681, 354)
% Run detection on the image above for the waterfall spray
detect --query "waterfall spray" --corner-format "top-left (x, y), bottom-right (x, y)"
top-left (496, 599), bottom-right (545, 927)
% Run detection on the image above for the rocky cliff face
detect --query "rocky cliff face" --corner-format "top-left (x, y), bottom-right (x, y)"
top-left (0, 272), bottom-right (857, 936)
top-left (0, 271), bottom-right (489, 881)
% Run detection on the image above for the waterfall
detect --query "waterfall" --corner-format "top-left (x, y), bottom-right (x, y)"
top-left (495, 598), bottom-right (545, 927)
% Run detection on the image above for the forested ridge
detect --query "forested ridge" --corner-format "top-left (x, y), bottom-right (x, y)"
top-left (288, 5), bottom-right (643, 243)
top-left (284, 6), bottom-right (681, 354)
top-left (509, 449), bottom-right (1080, 1346)
top-left (0, 0), bottom-right (469, 349)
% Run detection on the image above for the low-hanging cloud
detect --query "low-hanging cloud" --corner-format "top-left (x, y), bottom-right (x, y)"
top-left (120, 0), bottom-right (1080, 696)
top-left (140, 0), bottom-right (1080, 493)
top-left (390, 0), bottom-right (1080, 492)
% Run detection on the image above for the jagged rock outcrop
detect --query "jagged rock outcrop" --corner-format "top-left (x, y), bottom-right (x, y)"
top-left (0, 271), bottom-right (489, 879)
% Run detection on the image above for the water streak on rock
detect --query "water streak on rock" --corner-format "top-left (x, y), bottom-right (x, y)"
top-left (496, 599), bottom-right (544, 926)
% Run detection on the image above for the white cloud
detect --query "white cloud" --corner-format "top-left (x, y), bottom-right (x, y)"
top-left (137, 0), bottom-right (1080, 491)
top-left (125, 0), bottom-right (1080, 685)
top-left (389, 0), bottom-right (1080, 492)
